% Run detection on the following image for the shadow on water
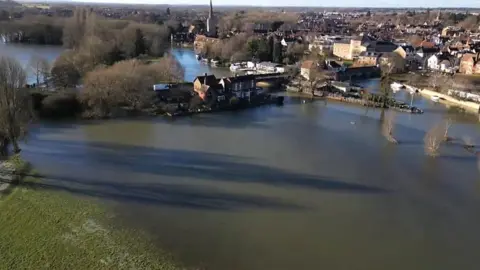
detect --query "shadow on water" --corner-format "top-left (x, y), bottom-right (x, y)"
top-left (155, 106), bottom-right (293, 129)
top-left (22, 140), bottom-right (389, 210)
top-left (21, 175), bottom-right (304, 211)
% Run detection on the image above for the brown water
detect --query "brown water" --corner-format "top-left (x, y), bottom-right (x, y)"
top-left (22, 98), bottom-right (480, 270)
top-left (11, 45), bottom-right (480, 270)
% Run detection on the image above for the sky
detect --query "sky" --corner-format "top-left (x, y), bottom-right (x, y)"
top-left (21, 0), bottom-right (480, 8)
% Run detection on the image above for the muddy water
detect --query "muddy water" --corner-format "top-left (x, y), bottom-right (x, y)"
top-left (22, 97), bottom-right (480, 270)
top-left (13, 46), bottom-right (480, 270)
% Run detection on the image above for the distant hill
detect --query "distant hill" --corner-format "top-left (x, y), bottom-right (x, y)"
top-left (0, 0), bottom-right (20, 8)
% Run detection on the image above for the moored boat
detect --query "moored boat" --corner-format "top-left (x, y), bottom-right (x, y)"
top-left (390, 82), bottom-right (405, 92)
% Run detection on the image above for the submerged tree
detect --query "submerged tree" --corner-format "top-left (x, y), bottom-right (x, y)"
top-left (379, 74), bottom-right (392, 108)
top-left (443, 118), bottom-right (453, 142)
top-left (424, 124), bottom-right (444, 157)
top-left (382, 111), bottom-right (398, 144)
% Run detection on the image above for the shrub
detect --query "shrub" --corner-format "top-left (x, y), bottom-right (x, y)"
top-left (40, 91), bottom-right (81, 119)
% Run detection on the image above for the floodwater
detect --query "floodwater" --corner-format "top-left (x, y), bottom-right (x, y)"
top-left (170, 47), bottom-right (232, 81)
top-left (0, 44), bottom-right (230, 83)
top-left (11, 44), bottom-right (480, 270)
top-left (0, 42), bottom-right (63, 83)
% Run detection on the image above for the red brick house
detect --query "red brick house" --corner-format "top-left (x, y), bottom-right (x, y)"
top-left (459, 53), bottom-right (477, 75)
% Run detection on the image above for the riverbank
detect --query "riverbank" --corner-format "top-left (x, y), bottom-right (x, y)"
top-left (418, 88), bottom-right (480, 115)
top-left (287, 85), bottom-right (423, 114)
top-left (0, 157), bottom-right (182, 270)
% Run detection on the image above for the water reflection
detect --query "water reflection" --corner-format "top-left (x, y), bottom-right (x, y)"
top-left (170, 47), bottom-right (231, 82)
top-left (0, 43), bottom-right (63, 83)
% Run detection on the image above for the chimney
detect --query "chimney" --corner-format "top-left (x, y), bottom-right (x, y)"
top-left (204, 73), bottom-right (208, 85)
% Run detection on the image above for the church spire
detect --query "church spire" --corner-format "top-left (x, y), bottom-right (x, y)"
top-left (209, 0), bottom-right (213, 18)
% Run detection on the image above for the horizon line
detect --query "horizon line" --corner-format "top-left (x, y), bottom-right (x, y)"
top-left (13, 1), bottom-right (480, 9)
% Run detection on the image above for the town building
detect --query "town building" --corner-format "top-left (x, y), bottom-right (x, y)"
top-left (193, 73), bottom-right (218, 100)
top-left (459, 53), bottom-right (479, 75)
top-left (353, 52), bottom-right (378, 67)
top-left (300, 60), bottom-right (318, 80)
top-left (219, 75), bottom-right (256, 99)
top-left (193, 74), bottom-right (258, 102)
top-left (333, 38), bottom-right (366, 60)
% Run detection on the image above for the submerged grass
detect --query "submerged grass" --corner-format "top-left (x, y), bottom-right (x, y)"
top-left (0, 157), bottom-right (181, 270)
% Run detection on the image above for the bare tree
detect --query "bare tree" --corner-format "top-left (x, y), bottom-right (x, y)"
top-left (305, 67), bottom-right (324, 97)
top-left (0, 56), bottom-right (32, 154)
top-left (407, 72), bottom-right (421, 87)
top-left (443, 118), bottom-right (453, 142)
top-left (51, 50), bottom-right (81, 89)
top-left (379, 57), bottom-right (395, 76)
top-left (382, 111), bottom-right (398, 144)
top-left (28, 55), bottom-right (50, 87)
top-left (428, 72), bottom-right (453, 92)
top-left (62, 7), bottom-right (88, 49)
top-left (424, 124), bottom-right (444, 157)
top-left (439, 76), bottom-right (454, 94)
top-left (81, 57), bottom-right (184, 118)
top-left (428, 72), bottom-right (442, 90)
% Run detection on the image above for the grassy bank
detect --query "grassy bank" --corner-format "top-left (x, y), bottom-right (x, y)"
top-left (0, 157), bottom-right (181, 270)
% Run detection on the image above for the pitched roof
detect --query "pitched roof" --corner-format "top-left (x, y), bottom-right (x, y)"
top-left (420, 41), bottom-right (436, 48)
top-left (226, 74), bottom-right (256, 82)
top-left (301, 60), bottom-right (315, 69)
top-left (401, 45), bottom-right (415, 53)
top-left (417, 47), bottom-right (440, 54)
top-left (461, 53), bottom-right (476, 62)
top-left (366, 41), bottom-right (398, 53)
top-left (195, 74), bottom-right (217, 85)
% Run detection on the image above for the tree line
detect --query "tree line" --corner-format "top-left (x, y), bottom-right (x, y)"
top-left (0, 15), bottom-right (64, 44)
top-left (49, 8), bottom-right (172, 89)
top-left (201, 33), bottom-right (306, 65)
top-left (0, 51), bottom-right (183, 155)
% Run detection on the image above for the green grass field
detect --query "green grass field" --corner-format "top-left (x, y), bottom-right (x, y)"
top-left (0, 158), bottom-right (181, 270)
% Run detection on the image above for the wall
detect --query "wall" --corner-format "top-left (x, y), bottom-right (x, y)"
top-left (349, 40), bottom-right (366, 59)
top-left (300, 68), bottom-right (310, 80)
top-left (353, 56), bottom-right (377, 67)
top-left (335, 66), bottom-right (381, 81)
top-left (333, 43), bottom-right (351, 59)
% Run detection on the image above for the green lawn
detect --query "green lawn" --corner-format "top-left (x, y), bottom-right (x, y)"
top-left (0, 158), bottom-right (181, 270)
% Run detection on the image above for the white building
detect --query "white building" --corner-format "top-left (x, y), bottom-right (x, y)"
top-left (427, 55), bottom-right (440, 70)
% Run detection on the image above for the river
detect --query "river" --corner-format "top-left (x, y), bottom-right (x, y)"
top-left (7, 44), bottom-right (480, 270)
top-left (0, 43), bottom-right (63, 83)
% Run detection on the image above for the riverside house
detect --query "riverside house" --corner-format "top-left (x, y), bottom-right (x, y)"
top-left (193, 73), bottom-right (219, 100)
top-left (193, 74), bottom-right (257, 103)
top-left (219, 75), bottom-right (256, 99)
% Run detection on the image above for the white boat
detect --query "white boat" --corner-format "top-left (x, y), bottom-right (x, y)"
top-left (230, 63), bottom-right (246, 71)
top-left (230, 63), bottom-right (241, 71)
top-left (210, 59), bottom-right (219, 67)
top-left (405, 85), bottom-right (418, 94)
top-left (390, 82), bottom-right (405, 92)
top-left (195, 54), bottom-right (201, 60)
top-left (431, 95), bottom-right (440, 102)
